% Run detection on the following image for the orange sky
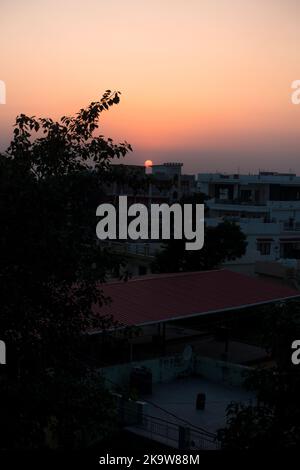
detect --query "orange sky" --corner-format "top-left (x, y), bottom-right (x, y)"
top-left (1, 0), bottom-right (300, 173)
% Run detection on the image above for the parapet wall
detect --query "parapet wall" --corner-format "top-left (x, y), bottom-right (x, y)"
top-left (100, 353), bottom-right (250, 392)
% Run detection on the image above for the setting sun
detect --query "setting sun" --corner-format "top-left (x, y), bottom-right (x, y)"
top-left (144, 159), bottom-right (153, 168)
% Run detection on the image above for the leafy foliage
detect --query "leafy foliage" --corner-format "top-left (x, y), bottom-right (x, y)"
top-left (0, 91), bottom-right (131, 448)
top-left (152, 218), bottom-right (247, 273)
top-left (218, 301), bottom-right (300, 449)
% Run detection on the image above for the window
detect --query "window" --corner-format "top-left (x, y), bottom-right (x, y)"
top-left (241, 189), bottom-right (252, 202)
top-left (257, 241), bottom-right (271, 255)
top-left (219, 188), bottom-right (229, 200)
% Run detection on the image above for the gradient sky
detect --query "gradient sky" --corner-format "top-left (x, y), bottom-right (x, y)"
top-left (1, 0), bottom-right (300, 173)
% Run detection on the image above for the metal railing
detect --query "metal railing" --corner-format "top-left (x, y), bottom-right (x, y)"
top-left (189, 427), bottom-right (220, 450)
top-left (213, 198), bottom-right (267, 206)
top-left (101, 240), bottom-right (157, 257)
top-left (283, 222), bottom-right (300, 231)
top-left (139, 414), bottom-right (179, 445)
top-left (124, 407), bottom-right (220, 450)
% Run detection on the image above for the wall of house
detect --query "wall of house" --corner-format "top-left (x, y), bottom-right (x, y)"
top-left (99, 354), bottom-right (192, 392)
top-left (99, 353), bottom-right (250, 392)
top-left (195, 356), bottom-right (250, 387)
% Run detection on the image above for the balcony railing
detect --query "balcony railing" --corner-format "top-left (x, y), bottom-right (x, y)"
top-left (212, 198), bottom-right (267, 206)
top-left (283, 222), bottom-right (300, 231)
top-left (101, 240), bottom-right (158, 257)
top-left (132, 413), bottom-right (220, 450)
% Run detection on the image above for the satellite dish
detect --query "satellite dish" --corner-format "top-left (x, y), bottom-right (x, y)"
top-left (183, 345), bottom-right (193, 361)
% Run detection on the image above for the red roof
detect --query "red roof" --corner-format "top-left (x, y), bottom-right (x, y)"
top-left (93, 269), bottom-right (300, 328)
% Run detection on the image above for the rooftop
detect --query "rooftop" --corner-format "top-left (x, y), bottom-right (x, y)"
top-left (198, 171), bottom-right (300, 185)
top-left (94, 269), bottom-right (300, 329)
top-left (142, 376), bottom-right (254, 434)
top-left (126, 375), bottom-right (254, 449)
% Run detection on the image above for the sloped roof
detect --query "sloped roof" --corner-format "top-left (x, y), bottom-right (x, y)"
top-left (94, 269), bottom-right (300, 328)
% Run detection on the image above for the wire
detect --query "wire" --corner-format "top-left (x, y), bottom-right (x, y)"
top-left (102, 374), bottom-right (217, 439)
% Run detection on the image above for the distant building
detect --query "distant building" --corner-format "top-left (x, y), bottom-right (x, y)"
top-left (152, 162), bottom-right (196, 200)
top-left (105, 162), bottom-right (196, 204)
top-left (198, 171), bottom-right (300, 263)
top-left (197, 171), bottom-right (300, 206)
top-left (152, 162), bottom-right (183, 177)
top-left (102, 163), bottom-right (196, 277)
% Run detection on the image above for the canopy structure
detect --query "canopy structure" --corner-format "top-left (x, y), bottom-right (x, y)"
top-left (93, 269), bottom-right (300, 329)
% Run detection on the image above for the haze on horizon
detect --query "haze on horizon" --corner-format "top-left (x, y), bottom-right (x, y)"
top-left (1, 0), bottom-right (300, 174)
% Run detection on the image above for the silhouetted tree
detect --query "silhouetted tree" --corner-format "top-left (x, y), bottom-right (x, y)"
top-left (152, 218), bottom-right (247, 273)
top-left (218, 301), bottom-right (300, 449)
top-left (0, 91), bottom-right (131, 448)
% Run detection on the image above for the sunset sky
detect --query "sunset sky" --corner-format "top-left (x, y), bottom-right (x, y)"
top-left (1, 0), bottom-right (300, 173)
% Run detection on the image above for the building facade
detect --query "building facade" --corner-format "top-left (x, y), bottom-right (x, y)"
top-left (198, 172), bottom-right (300, 263)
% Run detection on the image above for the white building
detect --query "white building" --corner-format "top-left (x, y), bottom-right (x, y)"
top-left (198, 172), bottom-right (300, 263)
